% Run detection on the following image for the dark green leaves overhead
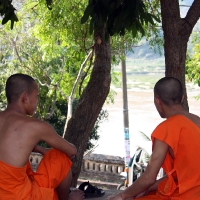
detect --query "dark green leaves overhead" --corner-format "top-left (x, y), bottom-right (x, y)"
top-left (81, 0), bottom-right (161, 38)
top-left (46, 0), bottom-right (53, 10)
top-left (81, 3), bottom-right (94, 24)
top-left (0, 0), bottom-right (18, 29)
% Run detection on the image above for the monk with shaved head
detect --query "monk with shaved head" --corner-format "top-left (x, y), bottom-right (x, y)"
top-left (154, 77), bottom-right (183, 106)
top-left (108, 77), bottom-right (200, 199)
top-left (0, 74), bottom-right (84, 200)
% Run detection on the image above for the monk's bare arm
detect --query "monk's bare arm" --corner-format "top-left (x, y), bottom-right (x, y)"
top-left (136, 175), bottom-right (167, 197)
top-left (32, 145), bottom-right (50, 155)
top-left (110, 139), bottom-right (168, 200)
top-left (35, 121), bottom-right (77, 159)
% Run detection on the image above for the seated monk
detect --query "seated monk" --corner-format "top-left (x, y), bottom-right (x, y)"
top-left (108, 77), bottom-right (200, 200)
top-left (0, 74), bottom-right (85, 200)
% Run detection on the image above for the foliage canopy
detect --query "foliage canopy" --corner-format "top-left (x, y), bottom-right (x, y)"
top-left (81, 0), bottom-right (160, 39)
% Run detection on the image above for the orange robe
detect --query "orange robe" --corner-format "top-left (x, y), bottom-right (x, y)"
top-left (0, 149), bottom-right (72, 200)
top-left (136, 115), bottom-right (200, 199)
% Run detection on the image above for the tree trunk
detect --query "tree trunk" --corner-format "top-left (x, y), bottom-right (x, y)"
top-left (160, 0), bottom-right (200, 110)
top-left (64, 26), bottom-right (111, 186)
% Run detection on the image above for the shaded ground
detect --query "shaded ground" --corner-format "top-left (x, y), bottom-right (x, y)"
top-left (76, 179), bottom-right (121, 200)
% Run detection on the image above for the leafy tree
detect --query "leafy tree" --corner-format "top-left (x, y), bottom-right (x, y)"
top-left (63, 0), bottom-right (161, 186)
top-left (0, 9), bottom-right (109, 154)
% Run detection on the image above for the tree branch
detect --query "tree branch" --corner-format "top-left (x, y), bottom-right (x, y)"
top-left (63, 50), bottom-right (94, 136)
top-left (79, 49), bottom-right (94, 96)
top-left (10, 39), bottom-right (21, 62)
top-left (71, 50), bottom-right (93, 98)
top-left (185, 0), bottom-right (200, 28)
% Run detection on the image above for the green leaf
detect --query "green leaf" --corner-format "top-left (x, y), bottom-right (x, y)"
top-left (112, 55), bottom-right (116, 63)
top-left (120, 27), bottom-right (125, 36)
top-left (97, 0), bottom-right (107, 22)
top-left (147, 13), bottom-right (155, 25)
top-left (12, 12), bottom-right (18, 22)
top-left (131, 23), bottom-right (137, 38)
top-left (143, 13), bottom-right (149, 25)
top-left (89, 18), bottom-right (94, 35)
top-left (112, 9), bottom-right (123, 35)
top-left (151, 14), bottom-right (161, 23)
top-left (2, 10), bottom-right (13, 25)
top-left (136, 22), bottom-right (145, 36)
top-left (10, 19), bottom-right (14, 29)
top-left (0, 5), bottom-right (4, 11)
top-left (10, 12), bottom-right (18, 29)
top-left (81, 4), bottom-right (93, 24)
top-left (46, 0), bottom-right (53, 10)
top-left (107, 9), bottom-right (117, 32)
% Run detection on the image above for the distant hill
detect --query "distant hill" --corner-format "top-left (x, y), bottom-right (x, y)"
top-left (120, 18), bottom-right (200, 74)
top-left (127, 38), bottom-right (164, 60)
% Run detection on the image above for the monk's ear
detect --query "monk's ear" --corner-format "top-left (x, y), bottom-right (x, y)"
top-left (155, 97), bottom-right (161, 106)
top-left (181, 95), bottom-right (184, 103)
top-left (21, 92), bottom-right (29, 104)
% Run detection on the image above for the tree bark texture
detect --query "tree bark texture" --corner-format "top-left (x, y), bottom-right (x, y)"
top-left (160, 0), bottom-right (200, 110)
top-left (64, 26), bottom-right (111, 186)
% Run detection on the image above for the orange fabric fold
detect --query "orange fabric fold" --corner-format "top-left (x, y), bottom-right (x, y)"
top-left (0, 149), bottom-right (72, 200)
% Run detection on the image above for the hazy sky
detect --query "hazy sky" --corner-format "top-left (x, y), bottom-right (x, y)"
top-left (180, 0), bottom-right (193, 17)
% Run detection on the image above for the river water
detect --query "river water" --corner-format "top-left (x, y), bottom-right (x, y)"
top-left (92, 77), bottom-right (200, 158)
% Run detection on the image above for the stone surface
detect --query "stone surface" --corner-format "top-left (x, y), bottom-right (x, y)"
top-left (84, 153), bottom-right (124, 165)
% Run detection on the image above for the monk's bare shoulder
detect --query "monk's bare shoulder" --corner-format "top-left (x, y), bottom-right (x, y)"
top-left (19, 114), bottom-right (55, 138)
top-left (0, 110), bottom-right (53, 140)
top-left (182, 112), bottom-right (200, 128)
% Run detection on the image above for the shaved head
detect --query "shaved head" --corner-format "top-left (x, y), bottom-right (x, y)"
top-left (6, 74), bottom-right (36, 104)
top-left (154, 77), bottom-right (183, 106)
